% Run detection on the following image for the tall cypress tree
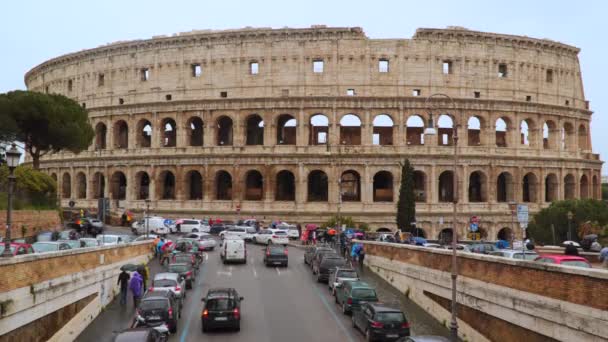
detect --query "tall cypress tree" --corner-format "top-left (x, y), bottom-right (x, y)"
top-left (396, 159), bottom-right (416, 232)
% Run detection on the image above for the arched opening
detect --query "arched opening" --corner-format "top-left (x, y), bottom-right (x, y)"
top-left (593, 175), bottom-right (600, 199)
top-left (543, 121), bottom-right (557, 149)
top-left (92, 172), bottom-right (105, 199)
top-left (411, 228), bottom-right (426, 239)
top-left (216, 116), bottom-right (233, 146)
top-left (495, 117), bottom-right (509, 147)
top-left (62, 173), bottom-right (71, 199)
top-left (275, 170), bottom-right (295, 201)
top-left (309, 114), bottom-right (329, 145)
top-left (372, 114), bottom-right (394, 146)
top-left (564, 174), bottom-right (576, 199)
top-left (95, 123), bottom-right (107, 150)
top-left (110, 171), bottom-right (127, 200)
top-left (216, 171), bottom-right (232, 200)
top-left (438, 171), bottom-right (454, 202)
top-left (497, 172), bottom-right (514, 202)
top-left (135, 171), bottom-right (150, 200)
top-left (467, 116), bottom-right (482, 146)
top-left (186, 170), bottom-right (203, 200)
top-left (245, 170), bottom-right (264, 201)
top-left (578, 124), bottom-right (588, 150)
top-left (520, 120), bottom-right (530, 146)
top-left (76, 172), bottom-right (86, 199)
top-left (188, 117), bottom-right (204, 147)
top-left (373, 171), bottom-right (393, 202)
top-left (413, 171), bottom-right (426, 202)
top-left (376, 227), bottom-right (392, 233)
top-left (545, 174), bottom-right (558, 202)
top-left (341, 170), bottom-right (361, 202)
top-left (161, 118), bottom-right (177, 147)
top-left (406, 115), bottom-right (425, 145)
top-left (580, 174), bottom-right (589, 199)
top-left (562, 122), bottom-right (574, 150)
top-left (522, 172), bottom-right (538, 203)
top-left (276, 114), bottom-right (296, 145)
top-left (136, 119), bottom-right (152, 148)
top-left (246, 115), bottom-right (264, 145)
top-left (438, 228), bottom-right (453, 245)
top-left (497, 227), bottom-right (512, 242)
top-left (468, 171), bottom-right (487, 202)
top-left (158, 171), bottom-right (176, 200)
top-left (114, 120), bottom-right (129, 149)
top-left (437, 114), bottom-right (454, 146)
top-left (308, 170), bottom-right (328, 201)
top-left (340, 114), bottom-right (362, 145)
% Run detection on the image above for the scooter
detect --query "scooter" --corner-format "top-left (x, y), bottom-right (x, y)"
top-left (133, 315), bottom-right (170, 341)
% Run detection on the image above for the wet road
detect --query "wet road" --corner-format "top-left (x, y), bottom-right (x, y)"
top-left (78, 236), bottom-right (448, 342)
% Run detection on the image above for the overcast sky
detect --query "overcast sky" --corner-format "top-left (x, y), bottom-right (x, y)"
top-left (1, 0), bottom-right (606, 172)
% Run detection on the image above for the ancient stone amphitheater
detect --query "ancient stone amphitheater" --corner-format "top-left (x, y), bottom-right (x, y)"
top-left (25, 26), bottom-right (602, 240)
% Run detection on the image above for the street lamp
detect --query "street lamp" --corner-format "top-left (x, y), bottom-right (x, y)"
top-left (2, 144), bottom-right (22, 257)
top-left (425, 93), bottom-right (459, 341)
top-left (567, 211), bottom-right (574, 241)
top-left (145, 199), bottom-right (151, 237)
top-left (508, 201), bottom-right (518, 249)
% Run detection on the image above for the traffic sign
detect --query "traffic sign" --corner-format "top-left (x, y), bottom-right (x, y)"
top-left (470, 216), bottom-right (480, 224)
top-left (517, 205), bottom-right (529, 224)
top-left (470, 223), bottom-right (479, 232)
top-left (467, 232), bottom-right (481, 241)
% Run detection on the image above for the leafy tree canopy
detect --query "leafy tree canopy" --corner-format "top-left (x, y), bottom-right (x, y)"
top-left (0, 165), bottom-right (56, 195)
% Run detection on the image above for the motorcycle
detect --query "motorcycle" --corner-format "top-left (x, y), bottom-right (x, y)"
top-left (133, 315), bottom-right (169, 341)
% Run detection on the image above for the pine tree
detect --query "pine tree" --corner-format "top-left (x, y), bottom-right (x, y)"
top-left (396, 159), bottom-right (416, 232)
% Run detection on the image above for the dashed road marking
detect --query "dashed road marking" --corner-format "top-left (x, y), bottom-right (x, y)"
top-left (276, 267), bottom-right (281, 275)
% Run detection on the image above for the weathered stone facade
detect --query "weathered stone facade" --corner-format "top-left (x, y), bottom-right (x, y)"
top-left (24, 26), bottom-right (602, 240)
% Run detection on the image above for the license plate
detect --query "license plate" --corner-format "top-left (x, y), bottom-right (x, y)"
top-left (148, 315), bottom-right (161, 320)
top-left (215, 317), bottom-right (228, 321)
top-left (273, 262), bottom-right (281, 265)
top-left (387, 334), bottom-right (398, 338)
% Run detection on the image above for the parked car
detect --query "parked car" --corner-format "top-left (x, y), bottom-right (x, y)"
top-left (328, 268), bottom-right (359, 295)
top-left (175, 219), bottom-right (206, 233)
top-left (263, 245), bottom-right (288, 267)
top-left (534, 254), bottom-right (592, 268)
top-left (151, 273), bottom-right (186, 308)
top-left (132, 217), bottom-right (171, 235)
top-left (397, 336), bottom-right (450, 342)
top-left (186, 233), bottom-right (217, 251)
top-left (443, 244), bottom-right (471, 252)
top-left (222, 221), bottom-right (237, 230)
top-left (220, 238), bottom-right (247, 264)
top-left (171, 253), bottom-right (197, 270)
top-left (469, 243), bottom-right (498, 254)
top-left (335, 280), bottom-right (379, 315)
top-left (58, 230), bottom-right (79, 240)
top-left (315, 256), bottom-right (346, 283)
top-left (304, 246), bottom-right (333, 265)
top-left (113, 327), bottom-right (166, 342)
top-left (352, 302), bottom-right (410, 341)
top-left (58, 239), bottom-right (84, 249)
top-left (97, 234), bottom-right (126, 246)
top-left (133, 234), bottom-right (159, 242)
top-left (137, 289), bottom-right (180, 334)
top-left (312, 250), bottom-right (339, 274)
top-left (36, 231), bottom-right (55, 242)
top-left (0, 243), bottom-right (34, 256)
top-left (209, 223), bottom-right (227, 235)
top-left (489, 250), bottom-right (538, 260)
top-left (201, 288), bottom-right (243, 332)
top-left (84, 217), bottom-right (104, 235)
top-left (167, 263), bottom-right (196, 289)
top-left (219, 227), bottom-right (252, 241)
top-left (32, 241), bottom-right (72, 253)
top-left (276, 224), bottom-right (299, 239)
top-left (252, 229), bottom-right (289, 245)
top-left (79, 238), bottom-right (101, 248)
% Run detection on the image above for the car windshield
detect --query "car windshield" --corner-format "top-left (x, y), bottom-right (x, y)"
top-left (174, 256), bottom-right (191, 263)
top-left (337, 270), bottom-right (358, 278)
top-left (513, 253), bottom-right (538, 260)
top-left (154, 279), bottom-right (177, 287)
top-left (200, 235), bottom-right (213, 240)
top-left (561, 260), bottom-right (590, 268)
top-left (33, 243), bottom-right (58, 252)
top-left (100, 236), bottom-right (118, 243)
top-left (168, 264), bottom-right (189, 273)
top-left (206, 298), bottom-right (235, 310)
top-left (322, 259), bottom-right (346, 268)
top-left (352, 288), bottom-right (377, 299)
top-left (140, 299), bottom-right (168, 311)
top-left (375, 312), bottom-right (405, 323)
top-left (274, 231), bottom-right (287, 236)
top-left (269, 246), bottom-right (286, 255)
top-left (0, 246), bottom-right (16, 254)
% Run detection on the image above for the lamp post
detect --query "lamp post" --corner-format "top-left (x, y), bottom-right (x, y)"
top-left (2, 144), bottom-right (22, 257)
top-left (424, 93), bottom-right (459, 341)
top-left (145, 199), bottom-right (151, 237)
top-left (508, 201), bottom-right (518, 249)
top-left (567, 211), bottom-right (574, 242)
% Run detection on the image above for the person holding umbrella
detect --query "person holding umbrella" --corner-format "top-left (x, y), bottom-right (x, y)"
top-left (129, 270), bottom-right (143, 308)
top-left (117, 269), bottom-right (130, 306)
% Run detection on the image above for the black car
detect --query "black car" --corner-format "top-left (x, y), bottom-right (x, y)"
top-left (201, 288), bottom-right (243, 332)
top-left (209, 224), bottom-right (226, 235)
top-left (316, 257), bottom-right (346, 283)
top-left (352, 302), bottom-right (410, 341)
top-left (263, 245), bottom-right (288, 267)
top-left (137, 290), bottom-right (180, 334)
top-left (113, 327), bottom-right (166, 342)
top-left (167, 263), bottom-right (195, 289)
top-left (312, 251), bottom-right (339, 274)
top-left (306, 246), bottom-right (334, 268)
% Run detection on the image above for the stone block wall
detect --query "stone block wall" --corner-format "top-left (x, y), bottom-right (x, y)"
top-left (0, 210), bottom-right (62, 240)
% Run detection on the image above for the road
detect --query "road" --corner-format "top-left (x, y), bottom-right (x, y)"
top-left (77, 234), bottom-right (448, 342)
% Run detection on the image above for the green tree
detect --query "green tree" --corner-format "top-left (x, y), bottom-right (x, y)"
top-left (322, 215), bottom-right (356, 229)
top-left (602, 183), bottom-right (608, 200)
top-left (0, 165), bottom-right (56, 209)
top-left (2, 91), bottom-right (94, 169)
top-left (396, 159), bottom-right (416, 232)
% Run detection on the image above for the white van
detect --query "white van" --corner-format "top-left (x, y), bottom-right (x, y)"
top-left (220, 238), bottom-right (247, 264)
top-left (176, 219), bottom-right (205, 233)
top-left (131, 216), bottom-right (171, 235)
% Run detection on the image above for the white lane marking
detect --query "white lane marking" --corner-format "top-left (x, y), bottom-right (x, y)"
top-left (203, 252), bottom-right (208, 261)
top-left (276, 267), bottom-right (281, 275)
top-left (217, 270), bottom-right (232, 277)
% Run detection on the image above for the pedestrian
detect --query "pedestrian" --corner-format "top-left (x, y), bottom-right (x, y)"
top-left (394, 230), bottom-right (401, 243)
top-left (358, 245), bottom-right (365, 270)
top-left (117, 270), bottom-right (130, 306)
top-left (129, 270), bottom-right (143, 308)
top-left (152, 236), bottom-right (160, 257)
top-left (138, 265), bottom-right (148, 292)
top-left (564, 243), bottom-right (579, 256)
top-left (599, 246), bottom-right (608, 269)
top-left (296, 224), bottom-right (302, 240)
top-left (156, 238), bottom-right (165, 261)
top-left (312, 230), bottom-right (317, 245)
top-left (160, 241), bottom-right (173, 266)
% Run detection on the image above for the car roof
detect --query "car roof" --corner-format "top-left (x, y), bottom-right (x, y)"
top-left (538, 254), bottom-right (588, 261)
top-left (206, 288), bottom-right (237, 298)
top-left (154, 273), bottom-right (180, 280)
top-left (365, 302), bottom-right (403, 313)
top-left (344, 280), bottom-right (371, 288)
top-left (143, 290), bottom-right (172, 299)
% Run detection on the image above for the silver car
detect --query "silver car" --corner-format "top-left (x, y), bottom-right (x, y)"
top-left (152, 273), bottom-right (186, 308)
top-left (186, 233), bottom-right (217, 251)
top-left (328, 267), bottom-right (359, 295)
top-left (489, 250), bottom-right (538, 260)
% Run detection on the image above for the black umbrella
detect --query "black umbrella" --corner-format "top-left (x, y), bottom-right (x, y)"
top-left (120, 264), bottom-right (139, 272)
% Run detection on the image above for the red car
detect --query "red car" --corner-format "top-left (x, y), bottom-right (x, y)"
top-left (534, 254), bottom-right (591, 268)
top-left (0, 243), bottom-right (34, 256)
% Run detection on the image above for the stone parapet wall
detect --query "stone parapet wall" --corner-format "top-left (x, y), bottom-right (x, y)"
top-left (0, 210), bottom-right (62, 239)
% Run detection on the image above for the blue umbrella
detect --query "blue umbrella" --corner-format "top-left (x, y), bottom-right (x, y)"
top-left (413, 237), bottom-right (427, 245)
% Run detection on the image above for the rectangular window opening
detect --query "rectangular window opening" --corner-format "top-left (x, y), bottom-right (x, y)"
top-left (141, 68), bottom-right (149, 81)
top-left (526, 95), bottom-right (532, 102)
top-left (313, 60), bottom-right (324, 73)
top-left (412, 89), bottom-right (421, 97)
top-left (119, 98), bottom-right (124, 105)
top-left (192, 64), bottom-right (202, 77)
top-left (442, 60), bottom-right (452, 74)
top-left (379, 59), bottom-right (389, 73)
top-left (498, 63), bottom-right (508, 78)
top-left (250, 62), bottom-right (259, 75)
top-left (81, 102), bottom-right (86, 108)
top-left (98, 73), bottom-right (105, 87)
top-left (165, 94), bottom-right (172, 101)
top-left (45, 86), bottom-right (49, 94)
top-left (220, 91), bottom-right (228, 98)
top-left (67, 79), bottom-right (73, 92)
top-left (565, 100), bottom-right (570, 106)
top-left (546, 69), bottom-right (553, 83)
top-left (346, 89), bottom-right (355, 96)
top-left (474, 91), bottom-right (481, 99)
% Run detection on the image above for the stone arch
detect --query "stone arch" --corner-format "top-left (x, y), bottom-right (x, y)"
top-left (520, 119), bottom-right (531, 146)
top-left (341, 170), bottom-right (361, 202)
top-left (438, 170), bottom-right (454, 202)
top-left (95, 123), bottom-right (107, 150)
top-left (522, 172), bottom-right (538, 203)
top-left (216, 116), bottom-right (233, 146)
top-left (246, 114), bottom-right (264, 146)
top-left (158, 170), bottom-right (176, 200)
top-left (497, 227), bottom-right (512, 241)
top-left (438, 228), bottom-right (453, 245)
top-left (411, 228), bottom-right (426, 239)
top-left (406, 115), bottom-right (425, 145)
top-left (495, 117), bottom-right (510, 147)
top-left (413, 170), bottom-right (427, 202)
top-left (75, 172), bottom-right (87, 199)
top-left (92, 172), bottom-right (105, 199)
top-left (593, 175), bottom-right (600, 199)
top-left (276, 114), bottom-right (297, 145)
top-left (184, 170), bottom-right (203, 200)
top-left (564, 174), bottom-right (576, 199)
top-left (50, 173), bottom-right (57, 183)
top-left (161, 118), bottom-right (177, 147)
top-left (497, 172), bottom-right (514, 202)
top-left (245, 170), bottom-right (264, 200)
top-left (136, 119), bottom-right (152, 148)
top-left (372, 114), bottom-right (394, 146)
top-left (562, 122), bottom-right (575, 150)
top-left (275, 170), bottom-right (295, 201)
top-left (308, 170), bottom-right (328, 202)
top-left (373, 171), bottom-right (393, 202)
top-left (467, 116), bottom-right (484, 146)
top-left (580, 174), bottom-right (589, 199)
top-left (309, 114), bottom-right (329, 145)
top-left (110, 171), bottom-right (127, 200)
top-left (113, 120), bottom-right (129, 149)
top-left (376, 227), bottom-right (392, 233)
top-left (578, 124), bottom-right (588, 150)
top-left (468, 170), bottom-right (487, 202)
top-left (543, 120), bottom-right (557, 149)
top-left (62, 172), bottom-right (71, 199)
top-left (135, 171), bottom-right (150, 200)
top-left (216, 170), bottom-right (232, 200)
top-left (339, 114), bottom-right (362, 145)
top-left (188, 117), bottom-right (204, 147)
top-left (545, 173), bottom-right (558, 202)
top-left (437, 114), bottom-right (454, 146)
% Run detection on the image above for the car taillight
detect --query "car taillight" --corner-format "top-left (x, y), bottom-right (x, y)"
top-left (347, 297), bottom-right (353, 305)
top-left (149, 287), bottom-right (154, 292)
top-left (266, 250), bottom-right (270, 256)
top-left (284, 248), bottom-right (288, 255)
top-left (168, 307), bottom-right (173, 319)
top-left (202, 309), bottom-right (209, 318)
top-left (272, 235), bottom-right (278, 238)
top-left (233, 308), bottom-right (240, 319)
top-left (186, 271), bottom-right (192, 277)
top-left (175, 286), bottom-right (181, 292)
top-left (401, 322), bottom-right (410, 329)
top-left (370, 321), bottom-right (384, 328)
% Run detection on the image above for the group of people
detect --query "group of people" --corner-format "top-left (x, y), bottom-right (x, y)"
top-left (117, 265), bottom-right (148, 308)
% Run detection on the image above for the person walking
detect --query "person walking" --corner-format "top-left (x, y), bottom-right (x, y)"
top-left (117, 270), bottom-right (130, 306)
top-left (152, 236), bottom-right (160, 257)
top-left (129, 270), bottom-right (143, 309)
top-left (156, 238), bottom-right (165, 261)
top-left (358, 245), bottom-right (365, 271)
top-left (599, 246), bottom-right (608, 269)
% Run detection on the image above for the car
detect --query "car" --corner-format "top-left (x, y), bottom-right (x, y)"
top-left (222, 221), bottom-right (237, 229)
top-left (32, 241), bottom-right (72, 253)
top-left (304, 246), bottom-right (333, 265)
top-left (84, 217), bottom-right (104, 235)
top-left (396, 336), bottom-right (450, 342)
top-left (220, 238), bottom-right (247, 264)
top-left (352, 302), bottom-right (410, 341)
top-left (175, 219), bottom-right (205, 233)
top-left (489, 250), bottom-right (538, 260)
top-left (79, 237), bottom-right (101, 247)
top-left (315, 256), bottom-right (347, 283)
top-left (0, 243), bottom-right (34, 256)
top-left (252, 229), bottom-right (289, 245)
top-left (137, 289), bottom-right (180, 334)
top-left (328, 267), bottom-right (359, 295)
top-left (469, 243), bottom-right (498, 254)
top-left (377, 233), bottom-right (397, 243)
top-left (58, 239), bottom-right (84, 249)
top-left (312, 250), bottom-right (339, 273)
top-left (443, 244), bottom-right (471, 252)
top-left (112, 327), bottom-right (166, 342)
top-left (36, 231), bottom-right (55, 242)
top-left (58, 230), bottom-right (79, 240)
top-left (97, 234), bottom-right (126, 246)
top-left (275, 223), bottom-right (299, 239)
top-left (132, 216), bottom-right (171, 235)
top-left (335, 280), bottom-right (379, 315)
top-left (171, 253), bottom-right (197, 270)
top-left (186, 233), bottom-right (217, 251)
top-left (133, 234), bottom-right (159, 242)
top-left (167, 263), bottom-right (196, 289)
top-left (201, 288), bottom-right (243, 332)
top-left (263, 245), bottom-right (288, 267)
top-left (534, 254), bottom-right (592, 268)
top-left (219, 227), bottom-right (252, 241)
top-left (209, 223), bottom-right (226, 235)
top-left (151, 273), bottom-right (186, 307)
top-left (174, 238), bottom-right (200, 254)
top-left (422, 243), bottom-right (442, 249)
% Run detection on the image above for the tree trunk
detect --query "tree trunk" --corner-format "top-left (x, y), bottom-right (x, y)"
top-left (31, 150), bottom-right (40, 170)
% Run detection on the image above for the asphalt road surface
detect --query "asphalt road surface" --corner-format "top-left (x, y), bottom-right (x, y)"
top-left (78, 235), bottom-right (448, 342)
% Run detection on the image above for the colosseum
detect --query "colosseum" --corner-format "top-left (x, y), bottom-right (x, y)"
top-left (24, 25), bottom-right (602, 240)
